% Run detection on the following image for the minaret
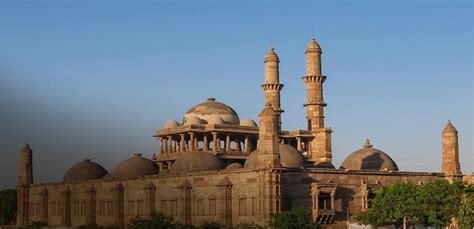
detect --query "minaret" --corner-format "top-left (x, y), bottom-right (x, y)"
top-left (303, 38), bottom-right (326, 129)
top-left (302, 38), bottom-right (333, 166)
top-left (255, 103), bottom-right (281, 169)
top-left (442, 120), bottom-right (462, 176)
top-left (262, 47), bottom-right (284, 130)
top-left (17, 143), bottom-right (33, 226)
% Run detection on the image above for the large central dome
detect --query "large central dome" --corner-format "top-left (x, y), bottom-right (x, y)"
top-left (183, 97), bottom-right (240, 125)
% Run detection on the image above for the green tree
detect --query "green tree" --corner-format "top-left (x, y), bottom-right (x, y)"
top-left (420, 179), bottom-right (464, 227)
top-left (354, 182), bottom-right (424, 229)
top-left (272, 207), bottom-right (320, 229)
top-left (0, 189), bottom-right (17, 225)
top-left (457, 183), bottom-right (474, 229)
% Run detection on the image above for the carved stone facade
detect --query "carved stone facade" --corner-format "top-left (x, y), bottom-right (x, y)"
top-left (17, 37), bottom-right (469, 228)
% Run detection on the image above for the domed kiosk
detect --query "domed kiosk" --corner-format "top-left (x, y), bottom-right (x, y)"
top-left (171, 151), bottom-right (225, 174)
top-left (64, 159), bottom-right (108, 183)
top-left (340, 139), bottom-right (399, 171)
top-left (183, 97), bottom-right (240, 125)
top-left (244, 143), bottom-right (306, 169)
top-left (109, 153), bottom-right (159, 179)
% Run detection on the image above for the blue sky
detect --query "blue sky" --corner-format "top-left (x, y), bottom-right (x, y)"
top-left (0, 1), bottom-right (472, 187)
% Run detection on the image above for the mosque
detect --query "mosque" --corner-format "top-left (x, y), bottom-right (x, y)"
top-left (16, 38), bottom-right (468, 228)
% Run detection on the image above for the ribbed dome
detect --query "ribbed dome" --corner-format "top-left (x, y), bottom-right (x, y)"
top-left (183, 98), bottom-right (239, 125)
top-left (171, 151), bottom-right (225, 174)
top-left (244, 143), bottom-right (306, 169)
top-left (340, 139), bottom-right (399, 171)
top-left (110, 154), bottom-right (159, 179)
top-left (64, 159), bottom-right (108, 183)
top-left (164, 120), bottom-right (179, 129)
top-left (240, 118), bottom-right (258, 127)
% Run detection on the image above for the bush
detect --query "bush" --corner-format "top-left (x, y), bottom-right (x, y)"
top-left (272, 207), bottom-right (321, 229)
top-left (0, 189), bottom-right (16, 225)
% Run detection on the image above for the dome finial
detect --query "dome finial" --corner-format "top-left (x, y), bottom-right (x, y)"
top-left (207, 97), bottom-right (216, 101)
top-left (363, 139), bottom-right (373, 148)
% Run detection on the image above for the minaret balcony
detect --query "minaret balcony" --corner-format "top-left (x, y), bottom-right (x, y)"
top-left (261, 83), bottom-right (284, 91)
top-left (302, 75), bottom-right (326, 83)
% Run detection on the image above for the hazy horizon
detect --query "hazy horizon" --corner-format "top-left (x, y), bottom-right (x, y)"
top-left (1, 1), bottom-right (472, 188)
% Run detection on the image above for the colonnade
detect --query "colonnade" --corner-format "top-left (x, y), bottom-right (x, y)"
top-left (158, 132), bottom-right (257, 155)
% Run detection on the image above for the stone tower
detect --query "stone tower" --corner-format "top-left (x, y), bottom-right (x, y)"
top-left (255, 103), bottom-right (282, 169)
top-left (262, 47), bottom-right (284, 130)
top-left (302, 38), bottom-right (333, 166)
top-left (442, 120), bottom-right (462, 176)
top-left (17, 143), bottom-right (33, 226)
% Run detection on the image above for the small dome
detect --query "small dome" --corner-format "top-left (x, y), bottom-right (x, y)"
top-left (64, 159), bottom-right (108, 183)
top-left (226, 163), bottom-right (243, 170)
top-left (207, 115), bottom-right (224, 125)
top-left (244, 143), bottom-right (306, 169)
top-left (340, 139), bottom-right (399, 171)
top-left (185, 116), bottom-right (205, 125)
top-left (240, 119), bottom-right (258, 127)
top-left (171, 151), bottom-right (225, 174)
top-left (164, 120), bottom-right (179, 129)
top-left (110, 153), bottom-right (159, 179)
top-left (184, 98), bottom-right (240, 125)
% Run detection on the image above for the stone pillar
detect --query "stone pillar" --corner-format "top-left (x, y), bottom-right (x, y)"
top-left (159, 138), bottom-right (164, 155)
top-left (168, 136), bottom-right (174, 153)
top-left (158, 162), bottom-right (164, 172)
top-left (330, 189), bottom-right (335, 210)
top-left (225, 135), bottom-right (231, 152)
top-left (163, 138), bottom-right (168, 154)
top-left (144, 182), bottom-right (156, 218)
top-left (212, 132), bottom-right (218, 152)
top-left (442, 120), bottom-right (462, 176)
top-left (310, 184), bottom-right (319, 224)
top-left (244, 136), bottom-right (249, 153)
top-left (39, 187), bottom-right (48, 224)
top-left (218, 177), bottom-right (233, 227)
top-left (180, 134), bottom-right (185, 152)
top-left (62, 187), bottom-right (71, 227)
top-left (203, 135), bottom-right (209, 151)
top-left (111, 183), bottom-right (125, 228)
top-left (86, 185), bottom-right (97, 226)
top-left (190, 133), bottom-right (196, 151)
top-left (296, 137), bottom-right (302, 151)
top-left (166, 136), bottom-right (172, 153)
top-left (179, 180), bottom-right (192, 225)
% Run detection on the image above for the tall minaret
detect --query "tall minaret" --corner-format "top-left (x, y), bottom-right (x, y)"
top-left (17, 143), bottom-right (33, 226)
top-left (303, 38), bottom-right (326, 129)
top-left (262, 47), bottom-right (284, 130)
top-left (302, 38), bottom-right (333, 167)
top-left (442, 120), bottom-right (462, 176)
